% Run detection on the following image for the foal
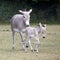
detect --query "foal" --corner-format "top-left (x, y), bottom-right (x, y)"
top-left (25, 23), bottom-right (46, 53)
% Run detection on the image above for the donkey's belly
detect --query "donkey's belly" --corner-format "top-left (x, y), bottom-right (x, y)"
top-left (13, 28), bottom-right (20, 32)
top-left (13, 28), bottom-right (26, 33)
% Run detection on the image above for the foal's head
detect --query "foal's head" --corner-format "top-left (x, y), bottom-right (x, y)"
top-left (19, 9), bottom-right (32, 27)
top-left (39, 23), bottom-right (46, 38)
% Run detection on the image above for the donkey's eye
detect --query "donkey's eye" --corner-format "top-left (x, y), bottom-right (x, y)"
top-left (23, 16), bottom-right (25, 18)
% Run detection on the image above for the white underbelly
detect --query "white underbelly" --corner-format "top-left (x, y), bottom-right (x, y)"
top-left (13, 28), bottom-right (19, 32)
top-left (13, 28), bottom-right (26, 33)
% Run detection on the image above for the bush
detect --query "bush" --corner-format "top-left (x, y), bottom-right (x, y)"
top-left (0, 1), bottom-right (59, 24)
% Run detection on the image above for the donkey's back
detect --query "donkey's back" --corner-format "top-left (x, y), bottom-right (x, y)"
top-left (11, 14), bottom-right (26, 32)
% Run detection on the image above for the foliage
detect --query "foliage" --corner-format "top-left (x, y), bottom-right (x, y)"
top-left (0, 0), bottom-right (59, 24)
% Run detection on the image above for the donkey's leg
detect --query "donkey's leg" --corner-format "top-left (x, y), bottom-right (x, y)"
top-left (12, 31), bottom-right (15, 49)
top-left (34, 36), bottom-right (40, 53)
top-left (27, 36), bottom-right (33, 51)
top-left (19, 32), bottom-right (27, 52)
top-left (29, 40), bottom-right (33, 51)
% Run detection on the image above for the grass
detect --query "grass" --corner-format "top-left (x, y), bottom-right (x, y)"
top-left (0, 25), bottom-right (60, 60)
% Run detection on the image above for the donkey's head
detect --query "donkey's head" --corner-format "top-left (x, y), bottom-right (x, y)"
top-left (39, 23), bottom-right (46, 38)
top-left (19, 9), bottom-right (32, 27)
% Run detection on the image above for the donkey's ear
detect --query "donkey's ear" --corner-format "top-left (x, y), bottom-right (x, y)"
top-left (18, 10), bottom-right (24, 14)
top-left (39, 22), bottom-right (42, 26)
top-left (39, 22), bottom-right (42, 25)
top-left (29, 9), bottom-right (32, 14)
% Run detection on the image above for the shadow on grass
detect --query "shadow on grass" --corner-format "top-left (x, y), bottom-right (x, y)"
top-left (0, 48), bottom-right (24, 52)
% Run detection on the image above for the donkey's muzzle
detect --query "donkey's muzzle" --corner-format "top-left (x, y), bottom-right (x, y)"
top-left (26, 25), bottom-right (29, 27)
top-left (26, 45), bottom-right (29, 48)
top-left (43, 37), bottom-right (45, 38)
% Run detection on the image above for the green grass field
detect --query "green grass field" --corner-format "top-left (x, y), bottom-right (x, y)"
top-left (0, 25), bottom-right (60, 60)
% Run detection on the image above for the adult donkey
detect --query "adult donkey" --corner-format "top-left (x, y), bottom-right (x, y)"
top-left (10, 9), bottom-right (32, 52)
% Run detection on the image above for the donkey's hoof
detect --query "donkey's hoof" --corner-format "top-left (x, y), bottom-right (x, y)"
top-left (34, 49), bottom-right (38, 53)
top-left (34, 49), bottom-right (36, 51)
top-left (36, 51), bottom-right (38, 53)
top-left (31, 49), bottom-right (34, 52)
top-left (26, 45), bottom-right (28, 48)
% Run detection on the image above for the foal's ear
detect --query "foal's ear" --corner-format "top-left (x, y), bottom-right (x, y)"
top-left (39, 22), bottom-right (42, 26)
top-left (28, 9), bottom-right (32, 14)
top-left (44, 24), bottom-right (46, 29)
top-left (18, 10), bottom-right (24, 14)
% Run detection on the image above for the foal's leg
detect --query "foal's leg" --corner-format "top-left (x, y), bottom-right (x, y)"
top-left (27, 36), bottom-right (33, 51)
top-left (34, 36), bottom-right (40, 53)
top-left (12, 31), bottom-right (15, 49)
top-left (19, 32), bottom-right (27, 52)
